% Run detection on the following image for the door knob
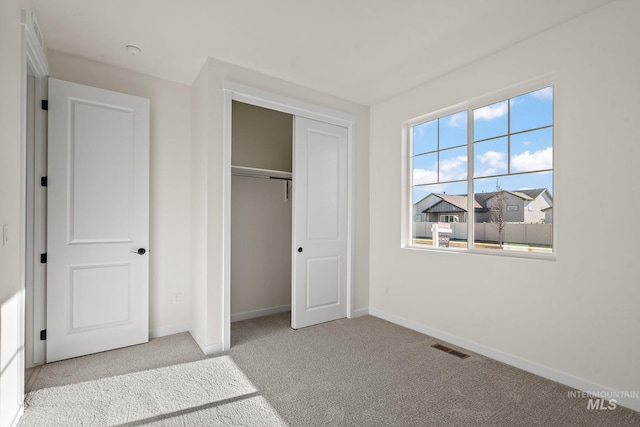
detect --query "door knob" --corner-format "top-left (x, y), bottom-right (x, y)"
top-left (130, 248), bottom-right (146, 255)
top-left (298, 247), bottom-right (303, 253)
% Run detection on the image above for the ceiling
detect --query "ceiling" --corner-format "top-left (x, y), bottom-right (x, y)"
top-left (30, 0), bottom-right (613, 106)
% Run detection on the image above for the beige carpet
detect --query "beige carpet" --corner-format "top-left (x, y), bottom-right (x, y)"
top-left (228, 314), bottom-right (640, 426)
top-left (27, 332), bottom-right (206, 392)
top-left (21, 313), bottom-right (640, 426)
top-left (21, 356), bottom-right (285, 426)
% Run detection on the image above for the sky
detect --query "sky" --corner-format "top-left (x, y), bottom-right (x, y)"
top-left (412, 86), bottom-right (553, 203)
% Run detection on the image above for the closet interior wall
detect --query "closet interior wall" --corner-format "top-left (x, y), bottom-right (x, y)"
top-left (231, 101), bottom-right (293, 321)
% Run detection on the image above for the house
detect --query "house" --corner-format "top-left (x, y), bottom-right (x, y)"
top-left (542, 206), bottom-right (553, 224)
top-left (414, 193), bottom-right (475, 223)
top-left (479, 189), bottom-right (553, 224)
top-left (415, 189), bottom-right (553, 224)
top-left (2, 1), bottom-right (639, 425)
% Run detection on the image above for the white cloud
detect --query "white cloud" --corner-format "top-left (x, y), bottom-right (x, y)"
top-left (447, 112), bottom-right (467, 127)
top-left (476, 150), bottom-right (506, 168)
top-left (413, 168), bottom-right (437, 185)
top-left (439, 155), bottom-right (467, 182)
top-left (531, 87), bottom-right (553, 100)
top-left (413, 155), bottom-right (467, 184)
top-left (475, 150), bottom-right (506, 177)
top-left (511, 147), bottom-right (553, 172)
top-left (474, 100), bottom-right (508, 121)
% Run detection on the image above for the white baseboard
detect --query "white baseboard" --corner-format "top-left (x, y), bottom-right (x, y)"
top-left (149, 323), bottom-right (190, 339)
top-left (188, 329), bottom-right (223, 356)
top-left (370, 308), bottom-right (640, 413)
top-left (352, 307), bottom-right (369, 318)
top-left (9, 406), bottom-right (24, 427)
top-left (231, 304), bottom-right (291, 323)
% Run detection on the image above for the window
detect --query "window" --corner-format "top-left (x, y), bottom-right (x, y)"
top-left (410, 85), bottom-right (553, 255)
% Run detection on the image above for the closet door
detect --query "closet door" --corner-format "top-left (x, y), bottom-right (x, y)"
top-left (292, 117), bottom-right (348, 329)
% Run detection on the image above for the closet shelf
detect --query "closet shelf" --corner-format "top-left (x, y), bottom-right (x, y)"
top-left (231, 165), bottom-right (292, 180)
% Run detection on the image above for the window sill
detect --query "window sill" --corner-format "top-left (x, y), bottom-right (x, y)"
top-left (403, 244), bottom-right (556, 261)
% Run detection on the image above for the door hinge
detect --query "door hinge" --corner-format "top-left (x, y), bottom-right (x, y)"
top-left (41, 176), bottom-right (48, 187)
top-left (41, 99), bottom-right (48, 111)
top-left (40, 329), bottom-right (46, 340)
top-left (40, 253), bottom-right (47, 263)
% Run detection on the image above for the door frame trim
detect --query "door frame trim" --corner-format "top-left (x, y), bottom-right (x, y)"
top-left (25, 74), bottom-right (48, 369)
top-left (23, 8), bottom-right (50, 368)
top-left (222, 81), bottom-right (356, 350)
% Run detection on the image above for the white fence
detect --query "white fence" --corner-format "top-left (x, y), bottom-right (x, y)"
top-left (413, 222), bottom-right (552, 246)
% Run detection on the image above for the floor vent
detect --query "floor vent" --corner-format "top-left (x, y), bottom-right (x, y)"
top-left (431, 343), bottom-right (470, 359)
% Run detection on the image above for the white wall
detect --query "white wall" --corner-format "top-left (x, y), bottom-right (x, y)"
top-left (369, 0), bottom-right (640, 410)
top-left (191, 57), bottom-right (370, 351)
top-left (47, 51), bottom-right (193, 338)
top-left (189, 62), bottom-right (209, 351)
top-left (0, 1), bottom-right (26, 425)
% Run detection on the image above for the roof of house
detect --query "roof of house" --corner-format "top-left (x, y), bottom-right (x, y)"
top-left (516, 188), bottom-right (546, 199)
top-left (438, 194), bottom-right (482, 211)
top-left (420, 188), bottom-right (550, 213)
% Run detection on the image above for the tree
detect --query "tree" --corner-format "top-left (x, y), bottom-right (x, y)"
top-left (489, 179), bottom-right (508, 248)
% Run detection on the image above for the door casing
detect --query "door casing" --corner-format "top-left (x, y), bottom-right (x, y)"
top-left (24, 73), bottom-right (48, 369)
top-left (23, 7), bottom-right (50, 370)
top-left (222, 81), bottom-right (356, 350)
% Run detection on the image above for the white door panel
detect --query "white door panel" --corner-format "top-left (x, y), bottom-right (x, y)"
top-left (292, 117), bottom-right (348, 329)
top-left (306, 256), bottom-right (340, 309)
top-left (47, 78), bottom-right (150, 362)
top-left (70, 100), bottom-right (135, 242)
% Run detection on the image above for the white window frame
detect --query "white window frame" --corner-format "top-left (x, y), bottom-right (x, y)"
top-left (403, 75), bottom-right (556, 260)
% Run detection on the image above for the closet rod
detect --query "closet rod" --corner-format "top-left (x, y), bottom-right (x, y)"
top-left (231, 172), bottom-right (292, 181)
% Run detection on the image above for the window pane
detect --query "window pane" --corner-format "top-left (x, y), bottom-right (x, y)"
top-left (474, 172), bottom-right (552, 194)
top-left (412, 120), bottom-right (437, 155)
top-left (510, 87), bottom-right (553, 133)
top-left (439, 111), bottom-right (467, 149)
top-left (413, 152), bottom-right (438, 185)
top-left (474, 137), bottom-right (508, 178)
top-left (413, 183), bottom-right (468, 205)
top-left (473, 100), bottom-right (508, 141)
top-left (439, 146), bottom-right (467, 182)
top-left (510, 128), bottom-right (553, 173)
top-left (412, 181), bottom-right (468, 248)
top-left (410, 84), bottom-right (553, 256)
top-left (473, 172), bottom-right (553, 254)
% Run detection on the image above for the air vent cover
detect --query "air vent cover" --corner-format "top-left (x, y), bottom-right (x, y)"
top-left (431, 343), bottom-right (470, 359)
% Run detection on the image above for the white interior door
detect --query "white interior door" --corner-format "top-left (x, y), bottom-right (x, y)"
top-left (46, 78), bottom-right (150, 362)
top-left (292, 117), bottom-right (348, 329)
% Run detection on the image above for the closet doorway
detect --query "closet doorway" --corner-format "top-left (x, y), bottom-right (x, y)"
top-left (225, 83), bottom-right (354, 348)
top-left (230, 101), bottom-right (293, 325)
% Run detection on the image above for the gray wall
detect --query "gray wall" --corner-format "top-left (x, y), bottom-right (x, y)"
top-left (231, 102), bottom-right (293, 318)
top-left (232, 101), bottom-right (292, 172)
